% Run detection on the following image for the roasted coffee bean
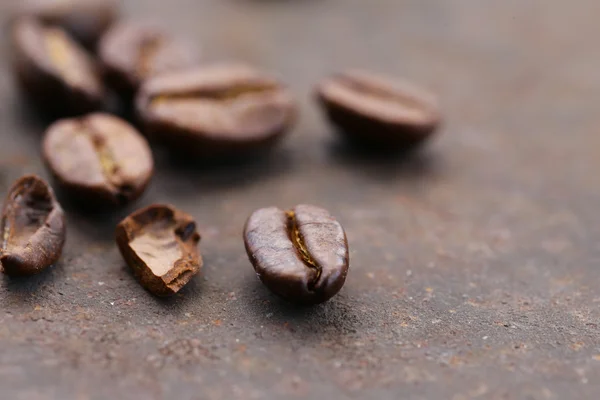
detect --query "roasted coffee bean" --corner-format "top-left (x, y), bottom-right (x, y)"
top-left (11, 18), bottom-right (105, 116)
top-left (316, 70), bottom-right (441, 150)
top-left (116, 204), bottom-right (202, 296)
top-left (244, 204), bottom-right (349, 304)
top-left (99, 20), bottom-right (198, 96)
top-left (43, 113), bottom-right (154, 207)
top-left (0, 175), bottom-right (66, 276)
top-left (11, 0), bottom-right (119, 50)
top-left (136, 64), bottom-right (296, 157)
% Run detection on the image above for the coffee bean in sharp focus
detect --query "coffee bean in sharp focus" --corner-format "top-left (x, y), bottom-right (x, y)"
top-left (116, 204), bottom-right (202, 297)
top-left (316, 70), bottom-right (441, 150)
top-left (11, 18), bottom-right (105, 117)
top-left (43, 113), bottom-right (154, 208)
top-left (136, 64), bottom-right (296, 157)
top-left (11, 0), bottom-right (119, 50)
top-left (99, 20), bottom-right (199, 97)
top-left (0, 175), bottom-right (66, 276)
top-left (244, 205), bottom-right (349, 304)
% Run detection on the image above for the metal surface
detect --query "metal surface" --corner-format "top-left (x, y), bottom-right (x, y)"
top-left (1, 1), bottom-right (600, 399)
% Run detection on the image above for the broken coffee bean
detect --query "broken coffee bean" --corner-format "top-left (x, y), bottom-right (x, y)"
top-left (115, 204), bottom-right (202, 297)
top-left (316, 70), bottom-right (441, 150)
top-left (244, 204), bottom-right (349, 304)
top-left (11, 18), bottom-right (105, 117)
top-left (136, 64), bottom-right (296, 157)
top-left (0, 175), bottom-right (66, 276)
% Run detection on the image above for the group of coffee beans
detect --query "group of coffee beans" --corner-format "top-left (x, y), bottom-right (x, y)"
top-left (2, 0), bottom-right (441, 305)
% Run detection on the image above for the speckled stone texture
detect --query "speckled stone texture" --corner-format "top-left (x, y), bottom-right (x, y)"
top-left (1, 0), bottom-right (599, 399)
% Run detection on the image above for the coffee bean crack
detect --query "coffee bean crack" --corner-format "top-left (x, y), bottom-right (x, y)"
top-left (45, 28), bottom-right (86, 87)
top-left (335, 74), bottom-right (426, 111)
top-left (286, 210), bottom-right (322, 290)
top-left (79, 121), bottom-right (134, 203)
top-left (150, 83), bottom-right (279, 105)
top-left (137, 36), bottom-right (164, 77)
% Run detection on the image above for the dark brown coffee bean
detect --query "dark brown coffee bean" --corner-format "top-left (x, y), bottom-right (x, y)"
top-left (11, 18), bottom-right (105, 117)
top-left (0, 175), bottom-right (66, 276)
top-left (244, 204), bottom-right (349, 304)
top-left (116, 204), bottom-right (202, 297)
top-left (316, 70), bottom-right (441, 150)
top-left (136, 64), bottom-right (296, 157)
top-left (42, 113), bottom-right (154, 207)
top-left (99, 21), bottom-right (198, 96)
top-left (11, 0), bottom-right (119, 50)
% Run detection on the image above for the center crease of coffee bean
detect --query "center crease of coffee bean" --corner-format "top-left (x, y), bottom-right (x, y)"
top-left (78, 122), bottom-right (124, 193)
top-left (137, 36), bottom-right (164, 78)
top-left (45, 30), bottom-right (85, 86)
top-left (337, 75), bottom-right (426, 111)
top-left (1, 211), bottom-right (11, 252)
top-left (286, 211), bottom-right (322, 289)
top-left (150, 84), bottom-right (278, 105)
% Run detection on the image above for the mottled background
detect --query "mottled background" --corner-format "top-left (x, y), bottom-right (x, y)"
top-left (1, 1), bottom-right (599, 399)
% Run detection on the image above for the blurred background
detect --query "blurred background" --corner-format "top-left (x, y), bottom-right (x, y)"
top-left (1, 1), bottom-right (599, 399)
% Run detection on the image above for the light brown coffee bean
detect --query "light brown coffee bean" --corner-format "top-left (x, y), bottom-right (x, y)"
top-left (43, 113), bottom-right (154, 207)
top-left (136, 64), bottom-right (296, 157)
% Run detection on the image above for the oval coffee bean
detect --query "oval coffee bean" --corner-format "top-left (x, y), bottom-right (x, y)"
top-left (116, 204), bottom-right (202, 297)
top-left (0, 175), bottom-right (66, 276)
top-left (99, 20), bottom-right (198, 96)
top-left (136, 64), bottom-right (296, 157)
top-left (244, 204), bottom-right (349, 304)
top-left (11, 18), bottom-right (105, 116)
top-left (11, 0), bottom-right (119, 50)
top-left (43, 113), bottom-right (154, 207)
top-left (316, 70), bottom-right (441, 150)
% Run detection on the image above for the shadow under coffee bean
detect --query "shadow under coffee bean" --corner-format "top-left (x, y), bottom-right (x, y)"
top-left (115, 204), bottom-right (202, 297)
top-left (0, 175), bottom-right (66, 276)
top-left (244, 204), bottom-right (349, 305)
top-left (11, 18), bottom-right (105, 117)
top-left (42, 113), bottom-right (154, 208)
top-left (316, 69), bottom-right (441, 151)
top-left (136, 63), bottom-right (297, 158)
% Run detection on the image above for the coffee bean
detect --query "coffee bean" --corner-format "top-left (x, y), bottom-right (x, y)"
top-left (99, 20), bottom-right (198, 96)
top-left (316, 70), bottom-right (441, 150)
top-left (11, 18), bottom-right (105, 117)
top-left (0, 175), bottom-right (66, 276)
top-left (42, 113), bottom-right (154, 207)
top-left (11, 0), bottom-right (119, 50)
top-left (244, 205), bottom-right (349, 304)
top-left (116, 204), bottom-right (202, 296)
top-left (136, 64), bottom-right (296, 157)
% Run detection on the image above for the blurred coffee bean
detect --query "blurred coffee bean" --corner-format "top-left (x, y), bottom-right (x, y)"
top-left (43, 113), bottom-right (154, 207)
top-left (11, 0), bottom-right (119, 50)
top-left (11, 18), bottom-right (105, 117)
top-left (136, 64), bottom-right (296, 157)
top-left (99, 20), bottom-right (198, 97)
top-left (316, 70), bottom-right (441, 150)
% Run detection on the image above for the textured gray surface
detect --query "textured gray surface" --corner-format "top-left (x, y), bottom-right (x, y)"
top-left (1, 0), bottom-right (600, 399)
